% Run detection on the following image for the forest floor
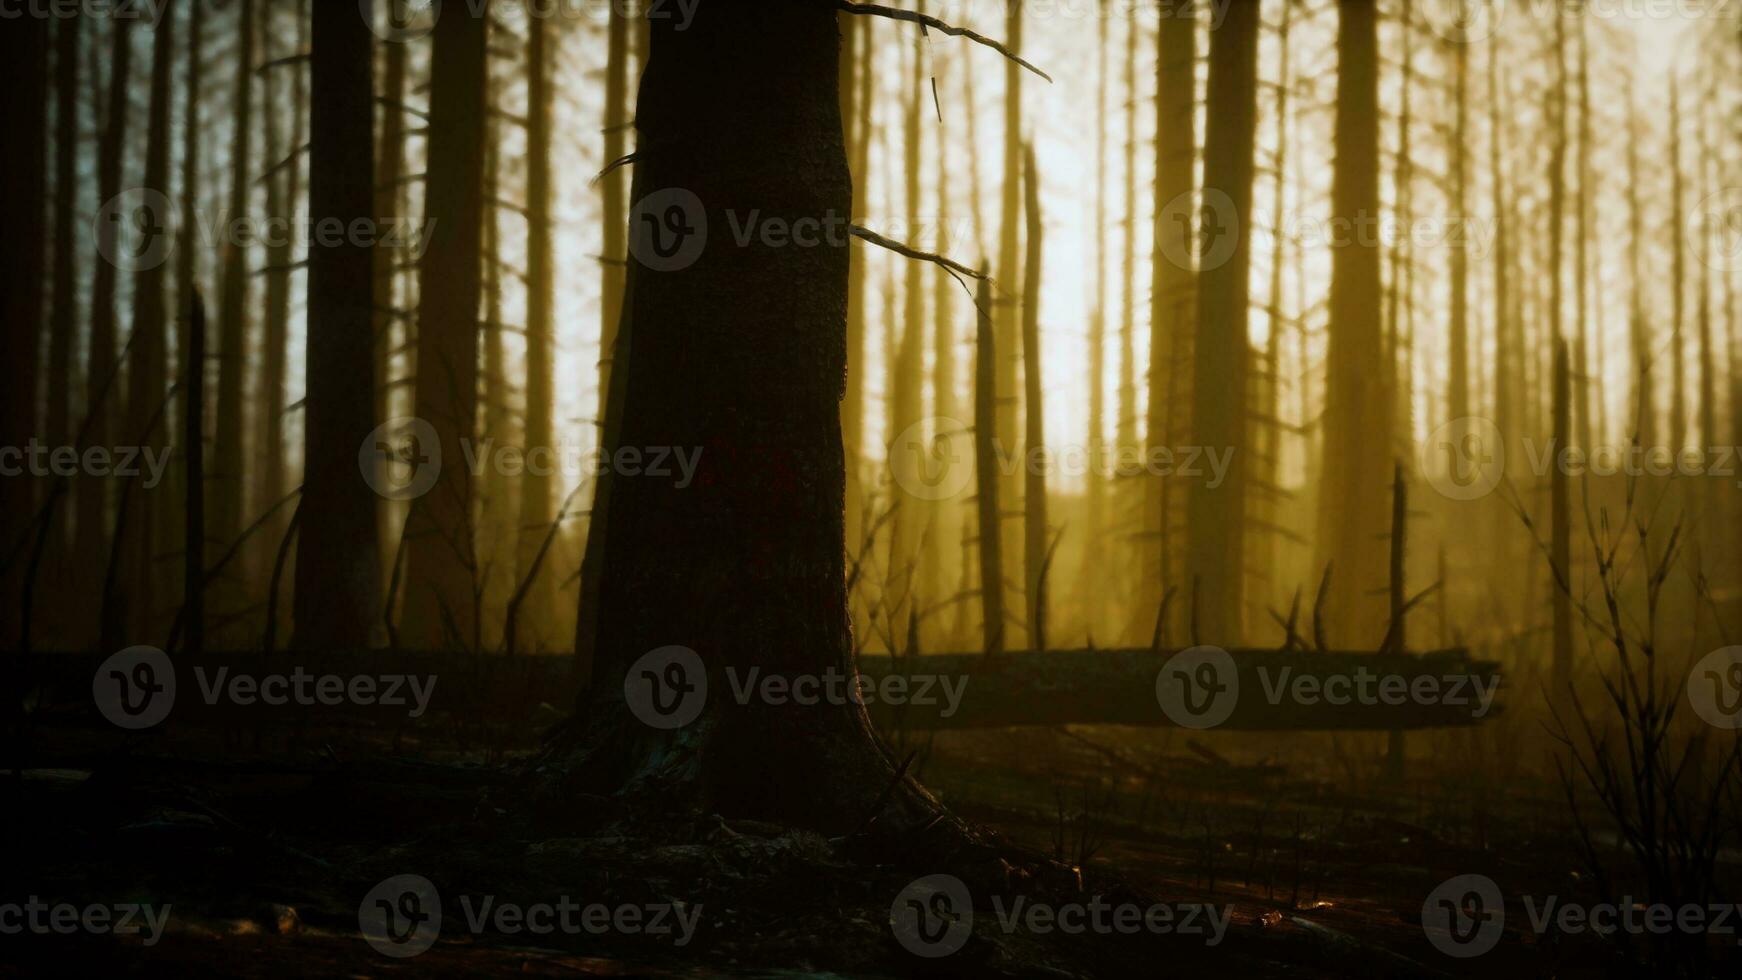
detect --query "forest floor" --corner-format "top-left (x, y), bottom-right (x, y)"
top-left (1, 709), bottom-right (1728, 978)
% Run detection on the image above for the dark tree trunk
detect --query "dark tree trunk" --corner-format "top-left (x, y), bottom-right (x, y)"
top-left (45, 16), bottom-right (80, 573)
top-left (1020, 145), bottom-right (1047, 650)
top-left (974, 273), bottom-right (1004, 656)
top-left (1145, 9), bottom-right (1196, 638)
top-left (574, 2), bottom-right (913, 827)
top-left (257, 0), bottom-right (303, 565)
top-left (1316, 0), bottom-right (1388, 645)
top-left (292, 0), bottom-right (382, 650)
top-left (516, 14), bottom-right (557, 653)
top-left (402, 3), bottom-right (486, 649)
top-left (213, 0), bottom-right (255, 570)
top-left (120, 1), bottom-right (180, 640)
top-left (1186, 0), bottom-right (1260, 645)
top-left (0, 9), bottom-right (49, 643)
top-left (74, 16), bottom-right (134, 635)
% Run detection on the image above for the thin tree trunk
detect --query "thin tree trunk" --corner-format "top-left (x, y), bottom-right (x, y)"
top-left (401, 3), bottom-right (486, 650)
top-left (74, 15), bottom-right (133, 633)
top-left (1145, 8), bottom-right (1196, 639)
top-left (1082, 3), bottom-right (1107, 637)
top-left (45, 16), bottom-right (79, 570)
top-left (292, 0), bottom-right (382, 650)
top-left (121, 1), bottom-right (179, 640)
top-left (1188, 0), bottom-right (1260, 645)
top-left (516, 13), bottom-right (557, 654)
top-left (256, 0), bottom-right (299, 581)
top-left (1447, 18), bottom-right (1469, 429)
top-left (885, 23), bottom-right (925, 636)
top-left (975, 273), bottom-right (1004, 656)
top-left (1020, 145), bottom-right (1047, 652)
top-left (1316, 0), bottom-right (1388, 646)
top-left (1551, 338), bottom-right (1571, 690)
top-left (212, 0), bottom-right (255, 575)
top-left (995, 0), bottom-right (1024, 643)
top-left (1669, 79), bottom-right (1686, 450)
top-left (0, 7), bottom-right (49, 643)
top-left (1627, 93), bottom-right (1653, 446)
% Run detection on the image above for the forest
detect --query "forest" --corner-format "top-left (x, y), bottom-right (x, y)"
top-left (1, 0), bottom-right (1741, 976)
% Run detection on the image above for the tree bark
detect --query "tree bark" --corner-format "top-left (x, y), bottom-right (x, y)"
top-left (1316, 0), bottom-right (1389, 646)
top-left (1020, 145), bottom-right (1047, 651)
top-left (292, 0), bottom-right (383, 650)
top-left (575, 2), bottom-right (917, 826)
top-left (212, 0), bottom-right (255, 576)
top-left (0, 7), bottom-right (49, 644)
top-left (516, 14), bottom-right (557, 653)
top-left (1145, 8), bottom-right (1196, 641)
top-left (401, 3), bottom-right (487, 650)
top-left (1188, 0), bottom-right (1261, 645)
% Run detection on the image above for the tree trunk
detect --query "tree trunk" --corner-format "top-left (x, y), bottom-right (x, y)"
top-left (1020, 145), bottom-right (1047, 652)
top-left (1669, 79), bottom-right (1686, 451)
top-left (401, 5), bottom-right (486, 650)
top-left (1447, 24), bottom-right (1468, 428)
top-left (119, 1), bottom-right (179, 641)
top-left (1082, 6), bottom-right (1108, 639)
top-left (0, 8), bottom-right (48, 644)
top-left (45, 16), bottom-right (80, 577)
top-left (1145, 9), bottom-right (1196, 641)
top-left (212, 0), bottom-right (255, 577)
top-left (994, 0), bottom-right (1024, 644)
top-left (575, 2), bottom-right (916, 827)
top-left (975, 274), bottom-right (1005, 656)
top-left (292, 0), bottom-right (383, 651)
top-left (256, 0), bottom-right (302, 575)
top-left (74, 15), bottom-right (133, 638)
top-left (1188, 0), bottom-right (1261, 645)
top-left (1316, 0), bottom-right (1388, 646)
top-left (515, 14), bottom-right (557, 653)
